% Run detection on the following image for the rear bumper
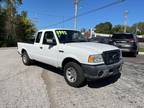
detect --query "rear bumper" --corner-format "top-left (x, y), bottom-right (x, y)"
top-left (120, 47), bottom-right (137, 53)
top-left (117, 45), bottom-right (138, 53)
top-left (81, 59), bottom-right (123, 79)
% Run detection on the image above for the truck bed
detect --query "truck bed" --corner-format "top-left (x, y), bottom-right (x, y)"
top-left (17, 42), bottom-right (35, 56)
top-left (21, 38), bottom-right (35, 44)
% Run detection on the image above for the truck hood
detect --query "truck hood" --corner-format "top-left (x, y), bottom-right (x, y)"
top-left (65, 42), bottom-right (119, 54)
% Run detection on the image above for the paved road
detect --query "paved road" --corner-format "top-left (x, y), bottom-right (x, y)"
top-left (124, 54), bottom-right (144, 64)
top-left (0, 48), bottom-right (144, 108)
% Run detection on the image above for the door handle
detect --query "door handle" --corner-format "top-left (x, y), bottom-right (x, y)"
top-left (59, 50), bottom-right (64, 53)
top-left (40, 46), bottom-right (43, 49)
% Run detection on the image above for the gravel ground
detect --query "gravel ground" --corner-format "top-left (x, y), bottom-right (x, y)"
top-left (0, 48), bottom-right (144, 108)
top-left (0, 48), bottom-right (50, 108)
top-left (41, 61), bottom-right (144, 108)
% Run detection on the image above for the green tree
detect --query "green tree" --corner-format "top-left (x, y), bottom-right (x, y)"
top-left (15, 11), bottom-right (36, 41)
top-left (95, 22), bottom-right (112, 34)
top-left (0, 0), bottom-right (36, 47)
top-left (112, 25), bottom-right (124, 33)
top-left (127, 22), bottom-right (144, 35)
top-left (0, 0), bottom-right (23, 40)
top-left (135, 22), bottom-right (144, 35)
top-left (7, 0), bottom-right (22, 39)
top-left (0, 9), bottom-right (7, 40)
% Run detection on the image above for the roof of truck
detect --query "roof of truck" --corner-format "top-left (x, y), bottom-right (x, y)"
top-left (38, 28), bottom-right (78, 32)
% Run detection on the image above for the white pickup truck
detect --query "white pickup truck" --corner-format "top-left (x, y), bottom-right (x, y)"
top-left (18, 29), bottom-right (123, 87)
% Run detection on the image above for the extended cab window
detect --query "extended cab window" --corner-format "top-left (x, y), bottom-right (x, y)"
top-left (35, 32), bottom-right (42, 43)
top-left (43, 31), bottom-right (56, 45)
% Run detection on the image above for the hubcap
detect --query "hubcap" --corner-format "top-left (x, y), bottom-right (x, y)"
top-left (22, 54), bottom-right (27, 63)
top-left (66, 67), bottom-right (77, 83)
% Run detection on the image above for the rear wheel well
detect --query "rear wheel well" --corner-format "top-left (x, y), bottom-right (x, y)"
top-left (62, 58), bottom-right (81, 69)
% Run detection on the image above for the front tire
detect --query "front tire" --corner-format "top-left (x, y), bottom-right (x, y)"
top-left (64, 62), bottom-right (86, 87)
top-left (22, 51), bottom-right (32, 65)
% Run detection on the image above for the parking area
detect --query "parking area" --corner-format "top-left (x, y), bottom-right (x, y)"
top-left (0, 48), bottom-right (144, 108)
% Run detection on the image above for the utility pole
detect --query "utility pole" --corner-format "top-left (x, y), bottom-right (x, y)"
top-left (74, 0), bottom-right (78, 30)
top-left (45, 0), bottom-right (126, 28)
top-left (124, 10), bottom-right (128, 33)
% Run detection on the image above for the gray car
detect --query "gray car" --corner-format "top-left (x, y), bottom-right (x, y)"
top-left (110, 33), bottom-right (139, 57)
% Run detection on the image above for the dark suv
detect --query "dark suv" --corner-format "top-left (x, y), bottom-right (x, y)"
top-left (110, 33), bottom-right (139, 57)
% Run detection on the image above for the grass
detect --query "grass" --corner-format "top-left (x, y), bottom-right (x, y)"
top-left (139, 48), bottom-right (144, 52)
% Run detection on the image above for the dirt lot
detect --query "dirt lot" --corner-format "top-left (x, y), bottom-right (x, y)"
top-left (0, 48), bottom-right (144, 108)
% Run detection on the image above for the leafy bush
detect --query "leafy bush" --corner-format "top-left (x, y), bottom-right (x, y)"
top-left (140, 48), bottom-right (144, 52)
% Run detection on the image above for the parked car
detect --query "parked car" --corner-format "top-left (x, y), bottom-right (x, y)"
top-left (110, 33), bottom-right (139, 57)
top-left (89, 36), bottom-right (110, 44)
top-left (17, 29), bottom-right (123, 87)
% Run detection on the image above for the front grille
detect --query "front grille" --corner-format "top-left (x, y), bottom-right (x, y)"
top-left (102, 50), bottom-right (121, 65)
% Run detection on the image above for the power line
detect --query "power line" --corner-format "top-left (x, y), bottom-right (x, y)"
top-left (44, 0), bottom-right (126, 28)
top-left (78, 0), bottom-right (126, 18)
top-left (30, 11), bottom-right (65, 28)
top-left (78, 0), bottom-right (84, 3)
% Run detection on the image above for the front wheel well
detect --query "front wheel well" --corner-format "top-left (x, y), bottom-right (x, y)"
top-left (21, 49), bottom-right (26, 54)
top-left (62, 58), bottom-right (81, 69)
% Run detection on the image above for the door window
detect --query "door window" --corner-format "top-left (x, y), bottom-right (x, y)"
top-left (43, 31), bottom-right (56, 45)
top-left (35, 32), bottom-right (42, 43)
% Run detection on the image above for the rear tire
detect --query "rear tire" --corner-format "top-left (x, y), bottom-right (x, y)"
top-left (64, 62), bottom-right (86, 87)
top-left (22, 51), bottom-right (32, 65)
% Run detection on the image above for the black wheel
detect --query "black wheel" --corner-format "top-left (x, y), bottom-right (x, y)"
top-left (64, 62), bottom-right (86, 87)
top-left (22, 51), bottom-right (32, 65)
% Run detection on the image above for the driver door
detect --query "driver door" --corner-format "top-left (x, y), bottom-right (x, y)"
top-left (40, 31), bottom-right (59, 67)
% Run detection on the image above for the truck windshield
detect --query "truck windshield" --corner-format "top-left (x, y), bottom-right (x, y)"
top-left (55, 30), bottom-right (87, 43)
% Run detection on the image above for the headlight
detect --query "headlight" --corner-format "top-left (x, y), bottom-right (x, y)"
top-left (88, 54), bottom-right (104, 63)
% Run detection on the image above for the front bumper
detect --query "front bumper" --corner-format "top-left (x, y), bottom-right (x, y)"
top-left (81, 59), bottom-right (123, 79)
